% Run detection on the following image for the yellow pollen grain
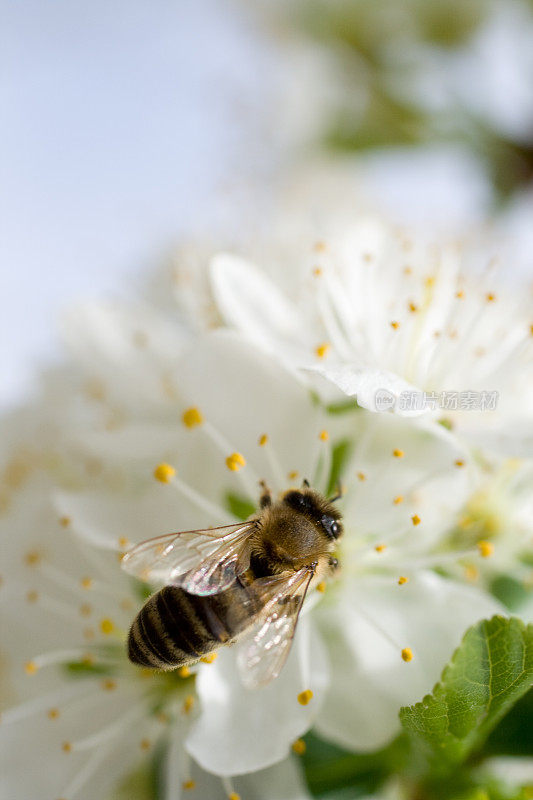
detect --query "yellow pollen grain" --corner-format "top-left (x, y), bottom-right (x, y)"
top-left (292, 738), bottom-right (306, 755)
top-left (80, 577), bottom-right (92, 589)
top-left (99, 617), bottom-right (114, 635)
top-left (183, 695), bottom-right (195, 714)
top-left (393, 449), bottom-right (404, 458)
top-left (79, 603), bottom-right (92, 617)
top-left (316, 581), bottom-right (326, 593)
top-left (62, 741), bottom-right (72, 754)
top-left (183, 780), bottom-right (196, 791)
top-left (258, 433), bottom-right (268, 447)
top-left (297, 689), bottom-right (313, 706)
top-left (393, 495), bottom-right (404, 505)
top-left (454, 460), bottom-right (465, 468)
top-left (59, 516), bottom-right (71, 527)
top-left (408, 302), bottom-right (418, 313)
top-left (200, 652), bottom-right (218, 664)
top-left (118, 536), bottom-right (129, 549)
top-left (357, 472), bottom-right (366, 481)
top-left (24, 550), bottom-right (41, 567)
top-left (288, 470), bottom-right (299, 481)
top-left (178, 666), bottom-right (191, 678)
top-left (390, 321), bottom-right (400, 330)
top-left (102, 679), bottom-right (116, 691)
top-left (411, 515), bottom-right (421, 526)
top-left (315, 342), bottom-right (331, 359)
top-left (182, 407), bottom-right (204, 428)
top-left (26, 590), bottom-right (38, 603)
top-left (486, 292), bottom-right (496, 303)
top-left (47, 708), bottom-right (60, 720)
top-left (228, 794), bottom-right (240, 800)
top-left (319, 430), bottom-right (329, 442)
top-left (402, 648), bottom-right (413, 662)
top-left (478, 540), bottom-right (494, 558)
top-left (226, 452), bottom-right (246, 472)
top-left (398, 576), bottom-right (409, 586)
top-left (456, 290), bottom-right (465, 299)
top-left (312, 266), bottom-right (322, 278)
top-left (154, 463), bottom-right (176, 483)
top-left (25, 661), bottom-right (38, 675)
top-left (140, 738), bottom-right (151, 751)
top-left (375, 544), bottom-right (386, 553)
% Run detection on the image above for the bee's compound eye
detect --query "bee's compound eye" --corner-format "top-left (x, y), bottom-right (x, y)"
top-left (330, 521), bottom-right (340, 536)
top-left (321, 514), bottom-right (342, 540)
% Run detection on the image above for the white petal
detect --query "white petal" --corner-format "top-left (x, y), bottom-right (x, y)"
top-left (186, 617), bottom-right (329, 776)
top-left (315, 572), bottom-right (504, 752)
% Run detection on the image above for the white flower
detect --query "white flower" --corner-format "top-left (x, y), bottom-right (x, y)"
top-left (210, 217), bottom-right (533, 456)
top-left (0, 298), bottom-right (504, 798)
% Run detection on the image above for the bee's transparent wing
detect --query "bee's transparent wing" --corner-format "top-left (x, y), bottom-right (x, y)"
top-left (121, 521), bottom-right (256, 595)
top-left (236, 567), bottom-right (315, 689)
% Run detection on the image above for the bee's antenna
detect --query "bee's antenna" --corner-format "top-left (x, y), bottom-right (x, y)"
top-left (329, 481), bottom-right (344, 503)
top-left (302, 478), bottom-right (310, 488)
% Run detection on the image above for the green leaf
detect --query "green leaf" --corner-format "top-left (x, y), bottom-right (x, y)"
top-left (326, 438), bottom-right (354, 496)
top-left (400, 616), bottom-right (533, 773)
top-left (224, 491), bottom-right (255, 521)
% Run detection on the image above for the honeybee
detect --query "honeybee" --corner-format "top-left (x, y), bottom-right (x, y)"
top-left (122, 480), bottom-right (343, 688)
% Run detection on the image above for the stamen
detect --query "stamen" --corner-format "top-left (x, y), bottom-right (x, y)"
top-left (297, 689), bottom-right (313, 706)
top-left (99, 618), bottom-right (115, 635)
top-left (393, 495), bottom-right (404, 504)
top-left (411, 515), bottom-right (421, 526)
top-left (165, 471), bottom-right (229, 521)
top-left (59, 515), bottom-right (71, 527)
top-left (357, 472), bottom-right (367, 481)
top-left (315, 342), bottom-right (331, 359)
top-left (390, 321), bottom-right (400, 330)
top-left (154, 463), bottom-right (176, 483)
top-left (316, 581), bottom-right (326, 593)
top-left (319, 430), bottom-right (329, 442)
top-left (226, 453), bottom-right (246, 472)
top-left (200, 653), bottom-right (217, 664)
top-left (182, 407), bottom-right (204, 428)
top-left (375, 545), bottom-right (386, 553)
top-left (398, 576), bottom-right (409, 585)
top-left (258, 434), bottom-right (268, 447)
top-left (183, 695), bottom-right (195, 715)
top-left (292, 738), bottom-right (306, 755)
top-left (392, 449), bottom-right (404, 458)
top-left (401, 648), bottom-right (413, 662)
top-left (183, 780), bottom-right (196, 790)
top-left (477, 540), bottom-right (494, 558)
top-left (222, 777), bottom-right (241, 800)
top-left (178, 666), bottom-right (191, 678)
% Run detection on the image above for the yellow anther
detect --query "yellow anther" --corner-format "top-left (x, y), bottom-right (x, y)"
top-left (183, 695), bottom-right (195, 714)
top-left (454, 460), bottom-right (465, 468)
top-left (183, 780), bottom-right (196, 791)
top-left (375, 544), bottom-right (387, 553)
top-left (102, 679), bottom-right (117, 691)
top-left (81, 653), bottom-right (94, 666)
top-left (288, 470), bottom-right (299, 481)
top-left (297, 689), bottom-right (313, 706)
top-left (357, 472), bottom-right (366, 481)
top-left (80, 577), bottom-right (92, 589)
top-left (182, 407), bottom-right (204, 428)
top-left (425, 276), bottom-right (435, 288)
top-left (408, 302), bottom-right (418, 313)
top-left (140, 738), bottom-right (151, 751)
top-left (26, 590), bottom-right (38, 603)
top-left (398, 576), bottom-right (409, 586)
top-left (314, 241), bottom-right (326, 253)
top-left (486, 292), bottom-right (496, 302)
top-left (403, 266), bottom-right (413, 276)
top-left (530, 324), bottom-right (533, 336)
top-left (226, 452), bottom-right (246, 472)
top-left (24, 550), bottom-right (41, 567)
top-left (79, 603), bottom-right (92, 617)
top-left (362, 252), bottom-right (374, 263)
top-left (178, 666), bottom-right (191, 678)
top-left (478, 540), bottom-right (494, 558)
top-left (292, 738), bottom-right (306, 755)
top-left (118, 536), bottom-right (129, 549)
top-left (62, 741), bottom-right (72, 753)
top-left (401, 648), bottom-right (413, 662)
top-left (390, 321), bottom-right (400, 330)
top-left (393, 449), bottom-right (404, 458)
top-left (25, 661), bottom-right (38, 675)
top-left (319, 430), bottom-right (329, 442)
top-left (316, 581), bottom-right (326, 593)
top-left (99, 617), bottom-right (114, 635)
top-left (393, 495), bottom-right (404, 505)
top-left (154, 463), bottom-right (176, 483)
top-left (83, 627), bottom-right (95, 640)
top-left (228, 794), bottom-right (240, 800)
top-left (312, 266), bottom-right (323, 278)
top-left (59, 516), bottom-right (71, 527)
top-left (411, 514), bottom-right (421, 526)
top-left (464, 564), bottom-right (479, 582)
top-left (456, 290), bottom-right (465, 299)
top-left (258, 433), bottom-right (268, 447)
top-left (47, 708), bottom-right (60, 720)
top-left (315, 342), bottom-right (331, 359)
top-left (200, 652), bottom-right (218, 664)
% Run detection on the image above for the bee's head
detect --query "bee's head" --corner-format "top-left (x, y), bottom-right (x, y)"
top-left (282, 489), bottom-right (343, 542)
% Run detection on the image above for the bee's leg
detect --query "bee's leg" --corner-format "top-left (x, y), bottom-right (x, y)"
top-left (259, 480), bottom-right (272, 508)
top-left (329, 481), bottom-right (344, 503)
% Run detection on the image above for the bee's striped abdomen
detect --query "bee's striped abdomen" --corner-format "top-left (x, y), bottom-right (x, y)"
top-left (127, 581), bottom-right (256, 670)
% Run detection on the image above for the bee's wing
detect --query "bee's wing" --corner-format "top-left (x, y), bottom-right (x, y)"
top-left (121, 521), bottom-right (256, 595)
top-left (236, 566), bottom-right (315, 689)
